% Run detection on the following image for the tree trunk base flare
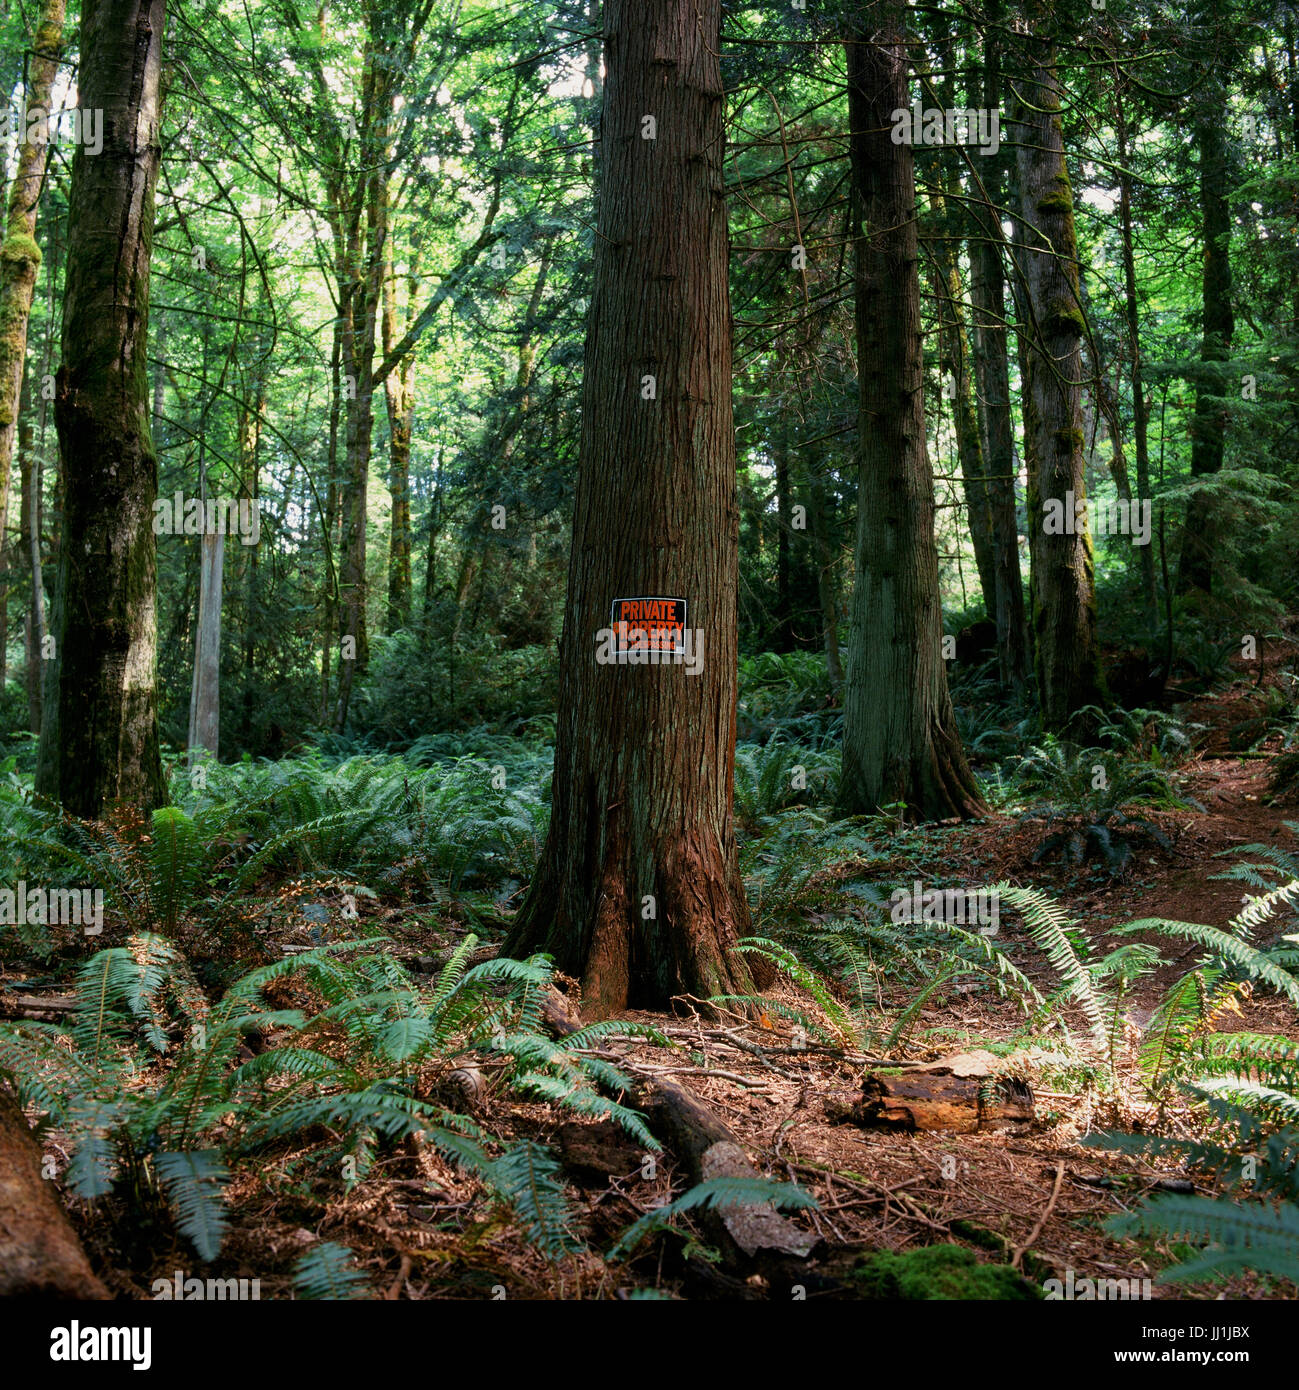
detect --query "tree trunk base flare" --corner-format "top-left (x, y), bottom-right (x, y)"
top-left (638, 1078), bottom-right (816, 1260)
top-left (0, 1089), bottom-right (108, 1298)
top-left (839, 702), bottom-right (988, 823)
top-left (506, 816), bottom-right (769, 1020)
top-left (844, 1055), bottom-right (1035, 1134)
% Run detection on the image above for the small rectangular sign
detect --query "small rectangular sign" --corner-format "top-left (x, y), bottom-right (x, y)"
top-left (610, 596), bottom-right (687, 657)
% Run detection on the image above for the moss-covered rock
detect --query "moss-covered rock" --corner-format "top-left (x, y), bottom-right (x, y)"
top-left (852, 1243), bottom-right (1042, 1300)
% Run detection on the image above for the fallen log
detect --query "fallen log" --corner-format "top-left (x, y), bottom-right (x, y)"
top-left (849, 1051), bottom-right (1034, 1134)
top-left (0, 1088), bottom-right (108, 1298)
top-left (637, 1078), bottom-right (816, 1259)
top-left (0, 993), bottom-right (76, 1020)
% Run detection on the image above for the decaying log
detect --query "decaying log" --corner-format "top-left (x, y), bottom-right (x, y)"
top-left (557, 1121), bottom-right (645, 1181)
top-left (0, 993), bottom-right (76, 1020)
top-left (538, 986), bottom-right (582, 1040)
top-left (638, 1077), bottom-right (816, 1259)
top-left (851, 1052), bottom-right (1034, 1133)
top-left (0, 1088), bottom-right (107, 1298)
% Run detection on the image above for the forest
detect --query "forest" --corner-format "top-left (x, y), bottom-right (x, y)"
top-left (0, 0), bottom-right (1298, 1343)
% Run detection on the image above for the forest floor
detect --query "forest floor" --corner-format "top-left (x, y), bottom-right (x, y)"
top-left (14, 648), bottom-right (1299, 1301)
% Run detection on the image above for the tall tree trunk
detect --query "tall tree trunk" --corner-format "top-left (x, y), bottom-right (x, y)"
top-left (1113, 93), bottom-right (1158, 636)
top-left (187, 530), bottom-right (222, 763)
top-left (929, 180), bottom-right (995, 618)
top-left (421, 444), bottom-right (444, 626)
top-left (1177, 104), bottom-right (1234, 595)
top-left (1012, 32), bottom-right (1105, 731)
top-left (320, 313), bottom-right (342, 723)
top-left (332, 37), bottom-right (390, 732)
top-left (19, 382), bottom-right (43, 734)
top-left (504, 0), bottom-right (761, 1016)
top-left (238, 376), bottom-right (262, 748)
top-left (802, 443), bottom-right (843, 688)
top-left (967, 5), bottom-right (1028, 691)
top-left (382, 224), bottom-right (416, 633)
top-left (775, 418), bottom-right (793, 647)
top-left (36, 0), bottom-right (167, 817)
top-left (837, 11), bottom-right (985, 822)
top-left (0, 0), bottom-right (64, 699)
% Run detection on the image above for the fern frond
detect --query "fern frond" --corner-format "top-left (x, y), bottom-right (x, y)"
top-left (154, 1149), bottom-right (230, 1262)
top-left (293, 1241), bottom-right (371, 1299)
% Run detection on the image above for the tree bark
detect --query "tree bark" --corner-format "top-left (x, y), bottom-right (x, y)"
top-left (36, 0), bottom-right (167, 817)
top-left (1177, 104), bottom-right (1234, 595)
top-left (0, 1088), bottom-right (107, 1298)
top-left (382, 222), bottom-right (416, 633)
top-left (802, 441), bottom-right (843, 688)
top-left (0, 0), bottom-right (64, 700)
top-left (1011, 33), bottom-right (1105, 731)
top-left (19, 381), bottom-right (44, 734)
top-left (837, 11), bottom-right (985, 821)
top-left (967, 2), bottom-right (1029, 692)
top-left (1113, 88), bottom-right (1158, 635)
top-left (504, 0), bottom-right (761, 1017)
top-left (187, 530), bottom-right (223, 763)
top-left (928, 180), bottom-right (995, 618)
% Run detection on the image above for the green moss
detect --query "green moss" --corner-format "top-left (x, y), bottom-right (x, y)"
top-left (1044, 299), bottom-right (1086, 337)
top-left (1, 233), bottom-right (41, 267)
top-left (852, 1243), bottom-right (1042, 1300)
top-left (1036, 164), bottom-right (1073, 217)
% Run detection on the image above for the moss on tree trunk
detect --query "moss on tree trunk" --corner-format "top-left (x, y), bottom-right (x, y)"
top-left (35, 0), bottom-right (167, 818)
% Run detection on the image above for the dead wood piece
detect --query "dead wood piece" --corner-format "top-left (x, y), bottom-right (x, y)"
top-left (638, 1078), bottom-right (816, 1260)
top-left (0, 993), bottom-right (76, 1019)
top-left (557, 1122), bottom-right (645, 1181)
top-left (0, 1088), bottom-right (107, 1298)
top-left (852, 1065), bottom-right (1034, 1134)
top-left (538, 986), bottom-right (583, 1039)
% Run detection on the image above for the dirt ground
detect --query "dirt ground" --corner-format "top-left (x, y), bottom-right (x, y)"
top-left (20, 657), bottom-right (1299, 1300)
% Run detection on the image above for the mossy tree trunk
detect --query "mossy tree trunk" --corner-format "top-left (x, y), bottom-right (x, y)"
top-left (801, 439), bottom-right (844, 689)
top-left (0, 0), bottom-right (64, 698)
top-left (1011, 34), bottom-right (1105, 732)
top-left (1177, 104), bottom-right (1234, 595)
top-left (837, 9), bottom-right (985, 822)
top-left (35, 0), bottom-right (167, 817)
top-left (332, 33), bottom-right (387, 732)
top-left (504, 0), bottom-right (762, 1017)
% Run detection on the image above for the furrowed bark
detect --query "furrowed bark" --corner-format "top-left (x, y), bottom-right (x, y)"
top-left (505, 0), bottom-right (761, 1016)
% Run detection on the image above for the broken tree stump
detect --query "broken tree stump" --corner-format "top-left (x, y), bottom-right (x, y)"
top-left (0, 1088), bottom-right (108, 1298)
top-left (851, 1052), bottom-right (1034, 1134)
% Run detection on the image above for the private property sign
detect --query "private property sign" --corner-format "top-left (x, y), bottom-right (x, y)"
top-left (609, 596), bottom-right (687, 657)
